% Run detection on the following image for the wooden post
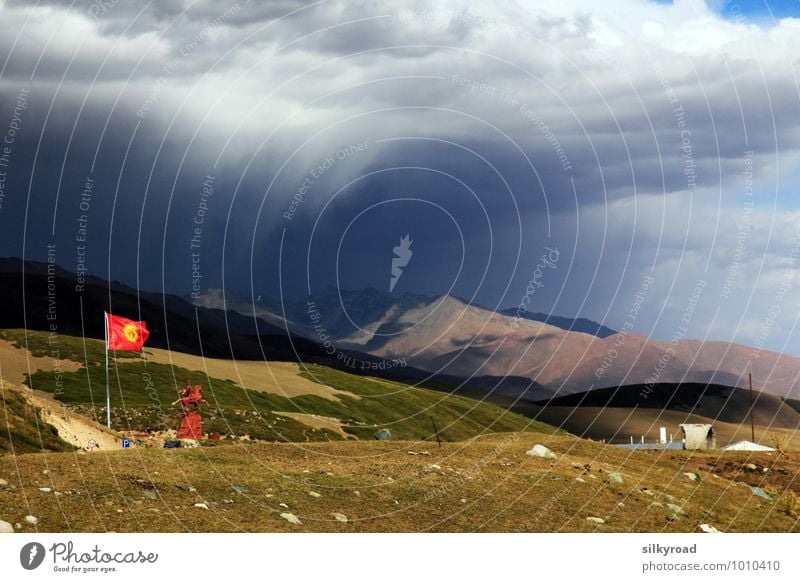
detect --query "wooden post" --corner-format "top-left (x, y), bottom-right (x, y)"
top-left (749, 372), bottom-right (755, 443)
top-left (430, 416), bottom-right (441, 447)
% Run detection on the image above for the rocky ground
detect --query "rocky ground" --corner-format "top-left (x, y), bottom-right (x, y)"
top-left (1, 433), bottom-right (798, 533)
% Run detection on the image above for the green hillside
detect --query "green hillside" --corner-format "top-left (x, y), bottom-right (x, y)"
top-left (0, 387), bottom-right (75, 454)
top-left (2, 329), bottom-right (559, 443)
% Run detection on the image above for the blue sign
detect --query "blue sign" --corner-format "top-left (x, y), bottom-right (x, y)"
top-left (122, 439), bottom-right (131, 449)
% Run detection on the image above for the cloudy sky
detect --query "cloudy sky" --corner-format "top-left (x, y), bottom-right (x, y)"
top-left (2, 0), bottom-right (800, 353)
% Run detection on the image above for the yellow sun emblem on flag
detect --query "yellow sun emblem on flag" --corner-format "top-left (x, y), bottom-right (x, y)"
top-left (123, 323), bottom-right (139, 343)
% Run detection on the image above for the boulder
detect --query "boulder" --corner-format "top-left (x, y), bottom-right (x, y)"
top-left (526, 444), bottom-right (556, 459)
top-left (608, 472), bottom-right (624, 484)
top-left (280, 512), bottom-right (302, 525)
top-left (586, 517), bottom-right (605, 524)
top-left (751, 486), bottom-right (772, 501)
top-left (666, 503), bottom-right (685, 515)
top-left (0, 520), bottom-right (13, 534)
top-left (373, 429), bottom-right (392, 441)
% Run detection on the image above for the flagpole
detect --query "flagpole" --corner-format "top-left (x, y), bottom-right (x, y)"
top-left (104, 311), bottom-right (111, 428)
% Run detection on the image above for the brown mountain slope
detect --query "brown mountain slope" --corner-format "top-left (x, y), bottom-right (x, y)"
top-left (195, 288), bottom-right (800, 399)
top-left (361, 296), bottom-right (800, 398)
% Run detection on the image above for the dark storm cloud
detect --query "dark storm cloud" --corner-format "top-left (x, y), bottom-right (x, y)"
top-left (3, 0), bottom-right (800, 350)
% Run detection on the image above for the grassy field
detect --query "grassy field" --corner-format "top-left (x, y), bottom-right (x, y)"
top-left (1, 329), bottom-right (558, 443)
top-left (1, 433), bottom-right (798, 532)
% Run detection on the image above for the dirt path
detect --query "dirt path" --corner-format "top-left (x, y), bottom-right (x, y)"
top-left (22, 386), bottom-right (121, 451)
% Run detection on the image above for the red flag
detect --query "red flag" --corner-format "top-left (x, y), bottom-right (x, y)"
top-left (106, 313), bottom-right (149, 351)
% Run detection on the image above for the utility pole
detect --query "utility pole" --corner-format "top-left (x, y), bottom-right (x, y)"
top-left (749, 372), bottom-right (756, 443)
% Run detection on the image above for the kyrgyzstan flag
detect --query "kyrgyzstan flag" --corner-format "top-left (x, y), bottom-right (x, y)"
top-left (106, 313), bottom-right (150, 351)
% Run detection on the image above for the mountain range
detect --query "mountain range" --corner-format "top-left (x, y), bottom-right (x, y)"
top-left (4, 256), bottom-right (800, 406)
top-left (195, 285), bottom-right (800, 400)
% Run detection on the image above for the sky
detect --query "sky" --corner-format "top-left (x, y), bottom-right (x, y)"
top-left (2, 0), bottom-right (800, 353)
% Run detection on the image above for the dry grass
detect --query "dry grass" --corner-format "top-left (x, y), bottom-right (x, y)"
top-left (142, 347), bottom-right (355, 401)
top-left (0, 338), bottom-right (82, 385)
top-left (273, 412), bottom-right (352, 439)
top-left (1, 433), bottom-right (799, 533)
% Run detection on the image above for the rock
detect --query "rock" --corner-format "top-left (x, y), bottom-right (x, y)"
top-left (280, 512), bottom-right (301, 525)
top-left (751, 486), bottom-right (772, 501)
top-left (176, 484), bottom-right (196, 492)
top-left (575, 477), bottom-right (586, 483)
top-left (526, 444), bottom-right (556, 459)
top-left (571, 462), bottom-right (583, 470)
top-left (608, 472), bottom-right (624, 484)
top-left (230, 485), bottom-right (249, 494)
top-left (38, 487), bottom-right (52, 493)
top-left (279, 503), bottom-right (289, 509)
top-left (309, 491), bottom-right (321, 498)
top-left (586, 517), bottom-right (605, 524)
top-left (193, 503), bottom-right (209, 510)
top-left (14, 523), bottom-right (21, 530)
top-left (0, 520), bottom-right (13, 533)
top-left (24, 515), bottom-right (38, 525)
top-left (666, 503), bottom-right (685, 515)
top-left (331, 512), bottom-right (348, 523)
top-left (588, 474), bottom-right (597, 480)
top-left (0, 479), bottom-right (8, 486)
top-left (682, 472), bottom-right (698, 481)
top-left (373, 429), bottom-right (392, 441)
top-left (42, 469), bottom-right (50, 475)
top-left (460, 498), bottom-right (467, 504)
top-left (650, 502), bottom-right (663, 508)
top-left (699, 523), bottom-right (719, 533)
top-left (143, 491), bottom-right (158, 500)
top-left (744, 463), bottom-right (758, 472)
top-left (640, 488), bottom-right (654, 496)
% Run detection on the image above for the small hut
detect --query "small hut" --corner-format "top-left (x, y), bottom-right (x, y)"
top-left (679, 423), bottom-right (716, 450)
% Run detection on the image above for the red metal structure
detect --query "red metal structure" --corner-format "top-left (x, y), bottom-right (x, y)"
top-left (173, 380), bottom-right (209, 439)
